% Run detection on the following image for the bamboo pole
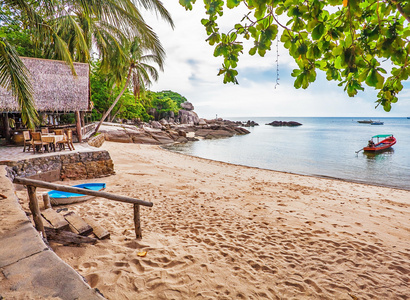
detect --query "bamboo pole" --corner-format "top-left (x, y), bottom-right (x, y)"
top-left (13, 177), bottom-right (153, 207)
top-left (134, 204), bottom-right (142, 239)
top-left (27, 185), bottom-right (46, 239)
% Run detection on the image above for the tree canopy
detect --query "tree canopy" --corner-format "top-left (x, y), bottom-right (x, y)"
top-left (1, 0), bottom-right (173, 128)
top-left (180, 0), bottom-right (410, 111)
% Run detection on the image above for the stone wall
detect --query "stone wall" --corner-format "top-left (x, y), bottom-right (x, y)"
top-left (6, 150), bottom-right (115, 182)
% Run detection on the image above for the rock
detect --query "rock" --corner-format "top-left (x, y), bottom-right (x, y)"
top-left (150, 121), bottom-right (163, 129)
top-left (149, 131), bottom-right (176, 144)
top-left (198, 118), bottom-right (207, 126)
top-left (266, 121), bottom-right (302, 127)
top-left (102, 129), bottom-right (133, 143)
top-left (242, 120), bottom-right (259, 127)
top-left (181, 101), bottom-right (194, 111)
top-left (130, 132), bottom-right (162, 145)
top-left (87, 133), bottom-right (105, 148)
top-left (178, 110), bottom-right (199, 125)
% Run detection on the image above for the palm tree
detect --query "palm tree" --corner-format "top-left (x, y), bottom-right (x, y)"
top-left (1, 0), bottom-right (173, 128)
top-left (93, 36), bottom-right (164, 134)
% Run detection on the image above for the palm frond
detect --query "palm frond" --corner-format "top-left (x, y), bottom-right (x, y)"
top-left (0, 38), bottom-right (38, 128)
top-left (135, 0), bottom-right (174, 29)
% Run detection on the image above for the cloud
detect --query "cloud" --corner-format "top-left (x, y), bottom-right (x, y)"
top-left (142, 3), bottom-right (410, 118)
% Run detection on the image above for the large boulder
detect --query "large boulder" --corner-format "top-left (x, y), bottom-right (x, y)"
top-left (178, 110), bottom-right (199, 125)
top-left (181, 101), bottom-right (194, 111)
top-left (102, 129), bottom-right (133, 143)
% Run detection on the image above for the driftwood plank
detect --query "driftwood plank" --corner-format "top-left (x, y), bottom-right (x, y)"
top-left (64, 212), bottom-right (93, 236)
top-left (83, 217), bottom-right (110, 240)
top-left (45, 227), bottom-right (97, 246)
top-left (41, 216), bottom-right (53, 229)
top-left (41, 208), bottom-right (69, 230)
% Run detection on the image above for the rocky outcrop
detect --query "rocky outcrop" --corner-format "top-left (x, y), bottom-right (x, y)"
top-left (241, 120), bottom-right (259, 127)
top-left (147, 101), bottom-right (199, 125)
top-left (99, 119), bottom-right (251, 145)
top-left (266, 121), bottom-right (302, 127)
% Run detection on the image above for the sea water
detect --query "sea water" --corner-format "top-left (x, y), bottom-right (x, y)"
top-left (165, 117), bottom-right (410, 191)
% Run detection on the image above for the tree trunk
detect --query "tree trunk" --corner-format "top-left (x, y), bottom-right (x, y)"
top-left (93, 67), bottom-right (133, 136)
top-left (111, 102), bottom-right (124, 121)
top-left (2, 113), bottom-right (11, 142)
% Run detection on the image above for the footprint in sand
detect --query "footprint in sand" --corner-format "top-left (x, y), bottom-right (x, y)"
top-left (85, 273), bottom-right (99, 288)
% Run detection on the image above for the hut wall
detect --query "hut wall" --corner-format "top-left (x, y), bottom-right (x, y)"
top-left (0, 57), bottom-right (89, 112)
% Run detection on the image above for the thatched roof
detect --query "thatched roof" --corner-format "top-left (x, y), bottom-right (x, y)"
top-left (0, 57), bottom-right (90, 112)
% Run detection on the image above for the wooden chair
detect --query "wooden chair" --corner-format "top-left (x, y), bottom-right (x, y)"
top-left (41, 128), bottom-right (49, 134)
top-left (57, 130), bottom-right (74, 150)
top-left (31, 132), bottom-right (50, 153)
top-left (23, 131), bottom-right (32, 152)
top-left (53, 129), bottom-right (64, 135)
top-left (67, 129), bottom-right (75, 150)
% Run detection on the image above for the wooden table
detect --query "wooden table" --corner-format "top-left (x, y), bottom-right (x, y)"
top-left (42, 134), bottom-right (65, 151)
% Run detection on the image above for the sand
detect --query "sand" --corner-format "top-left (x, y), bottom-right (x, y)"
top-left (27, 142), bottom-right (409, 299)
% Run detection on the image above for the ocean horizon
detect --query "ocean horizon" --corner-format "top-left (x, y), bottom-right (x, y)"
top-left (165, 117), bottom-right (410, 191)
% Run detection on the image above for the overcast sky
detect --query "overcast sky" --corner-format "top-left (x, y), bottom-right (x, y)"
top-left (144, 2), bottom-right (410, 119)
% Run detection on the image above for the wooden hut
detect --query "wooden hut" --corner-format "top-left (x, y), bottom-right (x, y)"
top-left (0, 57), bottom-right (90, 143)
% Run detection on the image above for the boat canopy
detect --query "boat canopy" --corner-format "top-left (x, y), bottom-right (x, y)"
top-left (372, 134), bottom-right (393, 138)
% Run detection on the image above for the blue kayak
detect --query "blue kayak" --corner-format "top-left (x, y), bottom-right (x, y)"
top-left (48, 183), bottom-right (106, 205)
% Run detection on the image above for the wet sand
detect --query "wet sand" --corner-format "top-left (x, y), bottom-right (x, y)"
top-left (38, 142), bottom-right (409, 299)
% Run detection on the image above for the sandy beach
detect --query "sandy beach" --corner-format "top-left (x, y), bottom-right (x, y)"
top-left (25, 141), bottom-right (409, 299)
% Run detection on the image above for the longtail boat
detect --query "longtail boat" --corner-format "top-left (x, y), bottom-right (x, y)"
top-left (363, 134), bottom-right (396, 152)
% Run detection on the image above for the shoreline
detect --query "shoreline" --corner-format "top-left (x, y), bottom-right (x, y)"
top-left (162, 145), bottom-right (410, 192)
top-left (35, 142), bottom-right (409, 299)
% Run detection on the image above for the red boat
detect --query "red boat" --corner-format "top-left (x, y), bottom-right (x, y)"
top-left (363, 134), bottom-right (396, 152)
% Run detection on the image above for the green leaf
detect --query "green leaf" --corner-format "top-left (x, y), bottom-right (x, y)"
top-left (366, 69), bottom-right (384, 88)
top-left (294, 74), bottom-right (303, 89)
top-left (297, 43), bottom-right (308, 55)
top-left (179, 0), bottom-right (196, 10)
top-left (226, 0), bottom-right (241, 9)
top-left (312, 23), bottom-right (325, 40)
top-left (217, 68), bottom-right (226, 76)
top-left (206, 33), bottom-right (220, 45)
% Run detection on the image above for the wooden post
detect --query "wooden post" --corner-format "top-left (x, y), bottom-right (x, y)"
top-left (134, 204), bottom-right (142, 239)
top-left (42, 193), bottom-right (52, 209)
top-left (80, 111), bottom-right (85, 127)
top-left (27, 185), bottom-right (46, 239)
top-left (75, 111), bottom-right (82, 142)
